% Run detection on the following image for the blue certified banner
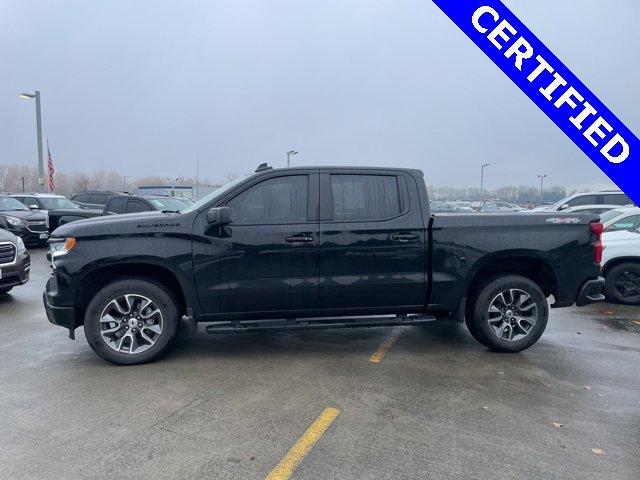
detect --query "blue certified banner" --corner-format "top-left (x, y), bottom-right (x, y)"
top-left (432, 0), bottom-right (640, 204)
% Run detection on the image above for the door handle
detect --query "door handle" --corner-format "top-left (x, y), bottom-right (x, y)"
top-left (392, 233), bottom-right (419, 242)
top-left (285, 235), bottom-right (314, 243)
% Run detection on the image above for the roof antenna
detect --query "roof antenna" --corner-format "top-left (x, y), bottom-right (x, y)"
top-left (255, 163), bottom-right (273, 173)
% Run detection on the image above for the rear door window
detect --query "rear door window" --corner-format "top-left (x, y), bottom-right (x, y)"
top-left (330, 174), bottom-right (401, 221)
top-left (602, 194), bottom-right (631, 206)
top-left (106, 197), bottom-right (126, 214)
top-left (89, 194), bottom-right (108, 205)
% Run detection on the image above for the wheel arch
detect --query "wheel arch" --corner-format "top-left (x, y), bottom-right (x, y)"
top-left (602, 257), bottom-right (640, 277)
top-left (466, 252), bottom-right (558, 300)
top-left (74, 261), bottom-right (189, 327)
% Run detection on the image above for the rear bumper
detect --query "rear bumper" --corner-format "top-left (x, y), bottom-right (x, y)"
top-left (575, 277), bottom-right (605, 307)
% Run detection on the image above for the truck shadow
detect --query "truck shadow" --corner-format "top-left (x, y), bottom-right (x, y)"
top-left (169, 320), bottom-right (478, 361)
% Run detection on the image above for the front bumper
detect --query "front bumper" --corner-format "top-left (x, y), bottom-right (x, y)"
top-left (43, 275), bottom-right (77, 336)
top-left (6, 224), bottom-right (49, 245)
top-left (575, 277), bottom-right (605, 307)
top-left (0, 251), bottom-right (30, 289)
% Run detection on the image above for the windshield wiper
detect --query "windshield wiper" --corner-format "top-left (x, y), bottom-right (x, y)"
top-left (162, 210), bottom-right (181, 214)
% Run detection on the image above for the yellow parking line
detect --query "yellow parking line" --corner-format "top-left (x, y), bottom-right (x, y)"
top-left (265, 407), bottom-right (341, 480)
top-left (369, 328), bottom-right (404, 363)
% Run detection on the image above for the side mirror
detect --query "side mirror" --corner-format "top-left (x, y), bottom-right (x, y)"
top-left (206, 207), bottom-right (231, 226)
top-left (29, 204), bottom-right (39, 210)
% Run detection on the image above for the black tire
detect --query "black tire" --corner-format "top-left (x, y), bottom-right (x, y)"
top-left (83, 278), bottom-right (180, 365)
top-left (467, 275), bottom-right (548, 353)
top-left (605, 262), bottom-right (640, 305)
top-left (0, 287), bottom-right (12, 295)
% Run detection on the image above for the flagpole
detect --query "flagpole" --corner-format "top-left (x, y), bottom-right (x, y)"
top-left (47, 139), bottom-right (50, 193)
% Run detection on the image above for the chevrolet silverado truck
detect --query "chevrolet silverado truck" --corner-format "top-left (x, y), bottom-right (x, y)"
top-left (43, 166), bottom-right (605, 365)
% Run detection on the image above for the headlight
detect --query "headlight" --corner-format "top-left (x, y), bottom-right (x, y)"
top-left (15, 237), bottom-right (26, 252)
top-left (5, 216), bottom-right (24, 226)
top-left (50, 237), bottom-right (76, 259)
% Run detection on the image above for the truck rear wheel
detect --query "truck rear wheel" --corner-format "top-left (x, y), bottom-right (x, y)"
top-left (604, 262), bottom-right (640, 305)
top-left (83, 279), bottom-right (180, 365)
top-left (466, 275), bottom-right (548, 352)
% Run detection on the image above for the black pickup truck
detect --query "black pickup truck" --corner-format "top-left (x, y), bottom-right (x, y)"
top-left (43, 166), bottom-right (605, 364)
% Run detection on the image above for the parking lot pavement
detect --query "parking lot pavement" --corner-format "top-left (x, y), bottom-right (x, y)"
top-left (0, 249), bottom-right (638, 480)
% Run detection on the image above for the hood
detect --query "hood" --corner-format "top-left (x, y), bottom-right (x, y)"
top-left (0, 209), bottom-right (48, 221)
top-left (48, 208), bottom-right (103, 216)
top-left (51, 210), bottom-right (185, 238)
top-left (0, 228), bottom-right (19, 243)
top-left (602, 229), bottom-right (640, 244)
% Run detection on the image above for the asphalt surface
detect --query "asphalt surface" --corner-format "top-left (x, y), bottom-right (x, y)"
top-left (0, 248), bottom-right (638, 480)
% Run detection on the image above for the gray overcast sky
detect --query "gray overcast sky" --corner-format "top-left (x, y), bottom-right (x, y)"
top-left (1, 0), bottom-right (638, 189)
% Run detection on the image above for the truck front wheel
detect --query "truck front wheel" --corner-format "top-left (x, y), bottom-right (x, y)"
top-left (466, 275), bottom-right (548, 352)
top-left (83, 279), bottom-right (180, 365)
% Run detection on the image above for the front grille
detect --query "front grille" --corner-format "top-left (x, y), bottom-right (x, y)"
top-left (0, 242), bottom-right (17, 266)
top-left (26, 221), bottom-right (47, 233)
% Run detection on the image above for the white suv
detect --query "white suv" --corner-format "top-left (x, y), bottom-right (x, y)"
top-left (533, 190), bottom-right (634, 212)
top-left (601, 228), bottom-right (640, 305)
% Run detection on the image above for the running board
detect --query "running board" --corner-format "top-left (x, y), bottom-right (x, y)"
top-left (204, 314), bottom-right (436, 334)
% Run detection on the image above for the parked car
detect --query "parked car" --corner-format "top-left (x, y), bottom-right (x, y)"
top-left (601, 229), bottom-right (640, 304)
top-left (481, 201), bottom-right (522, 212)
top-left (0, 228), bottom-right (30, 295)
top-left (0, 195), bottom-right (49, 245)
top-left (558, 205), bottom-right (619, 215)
top-left (430, 201), bottom-right (475, 213)
top-left (11, 193), bottom-right (103, 232)
top-left (598, 207), bottom-right (640, 232)
top-left (43, 166), bottom-right (605, 365)
top-left (102, 195), bottom-right (188, 215)
top-left (70, 191), bottom-right (128, 209)
top-left (530, 190), bottom-right (634, 212)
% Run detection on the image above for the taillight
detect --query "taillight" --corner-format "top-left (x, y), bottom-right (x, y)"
top-left (590, 222), bottom-right (603, 264)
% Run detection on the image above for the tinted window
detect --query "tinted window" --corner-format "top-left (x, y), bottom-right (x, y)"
top-left (89, 194), bottom-right (108, 205)
top-left (126, 199), bottom-right (153, 213)
top-left (602, 194), bottom-right (631, 206)
top-left (331, 174), bottom-right (400, 221)
top-left (567, 195), bottom-right (597, 207)
top-left (73, 193), bottom-right (91, 203)
top-left (608, 215), bottom-right (640, 232)
top-left (228, 175), bottom-right (308, 224)
top-left (107, 197), bottom-right (127, 214)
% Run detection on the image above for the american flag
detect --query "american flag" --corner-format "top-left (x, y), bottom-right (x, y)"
top-left (47, 140), bottom-right (55, 193)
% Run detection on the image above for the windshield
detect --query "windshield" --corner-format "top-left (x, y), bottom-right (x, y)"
top-left (148, 197), bottom-right (188, 211)
top-left (599, 209), bottom-right (625, 224)
top-left (39, 197), bottom-right (79, 210)
top-left (185, 177), bottom-right (248, 212)
top-left (0, 197), bottom-right (29, 211)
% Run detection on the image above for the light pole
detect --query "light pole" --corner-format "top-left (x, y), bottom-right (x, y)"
top-left (286, 150), bottom-right (298, 167)
top-left (480, 163), bottom-right (490, 206)
top-left (19, 91), bottom-right (45, 193)
top-left (537, 174), bottom-right (548, 202)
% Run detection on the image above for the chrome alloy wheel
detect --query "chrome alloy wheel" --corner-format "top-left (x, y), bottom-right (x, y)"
top-left (487, 289), bottom-right (538, 342)
top-left (99, 294), bottom-right (164, 354)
